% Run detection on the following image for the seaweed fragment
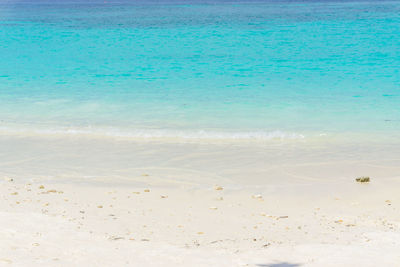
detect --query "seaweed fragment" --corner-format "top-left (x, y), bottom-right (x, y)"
top-left (355, 176), bottom-right (370, 183)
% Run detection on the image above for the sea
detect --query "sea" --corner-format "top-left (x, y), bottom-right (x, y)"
top-left (0, 0), bottom-right (399, 141)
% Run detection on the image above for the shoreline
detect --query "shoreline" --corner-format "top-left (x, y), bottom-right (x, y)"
top-left (1, 120), bottom-right (400, 145)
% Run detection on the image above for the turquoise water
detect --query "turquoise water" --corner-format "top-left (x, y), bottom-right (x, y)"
top-left (0, 1), bottom-right (399, 140)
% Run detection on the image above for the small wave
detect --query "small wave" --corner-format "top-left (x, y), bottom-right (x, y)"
top-left (0, 124), bottom-right (305, 141)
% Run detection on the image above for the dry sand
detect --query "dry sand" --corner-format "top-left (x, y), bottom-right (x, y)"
top-left (1, 134), bottom-right (400, 266)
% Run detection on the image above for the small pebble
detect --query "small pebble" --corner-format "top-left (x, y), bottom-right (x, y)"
top-left (252, 194), bottom-right (263, 200)
top-left (214, 185), bottom-right (223, 191)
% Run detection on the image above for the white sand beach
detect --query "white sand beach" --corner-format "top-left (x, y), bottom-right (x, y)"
top-left (2, 0), bottom-right (400, 265)
top-left (1, 134), bottom-right (400, 266)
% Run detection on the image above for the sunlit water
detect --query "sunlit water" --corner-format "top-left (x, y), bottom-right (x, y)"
top-left (0, 0), bottom-right (399, 141)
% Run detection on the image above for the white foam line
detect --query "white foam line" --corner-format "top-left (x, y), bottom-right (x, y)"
top-left (0, 125), bottom-right (306, 141)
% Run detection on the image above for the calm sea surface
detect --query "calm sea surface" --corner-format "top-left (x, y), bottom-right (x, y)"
top-left (0, 0), bottom-right (399, 140)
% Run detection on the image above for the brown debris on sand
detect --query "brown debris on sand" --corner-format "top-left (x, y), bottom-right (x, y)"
top-left (355, 176), bottom-right (370, 183)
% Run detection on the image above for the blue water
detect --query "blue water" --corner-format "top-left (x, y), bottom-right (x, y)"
top-left (0, 0), bottom-right (399, 140)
